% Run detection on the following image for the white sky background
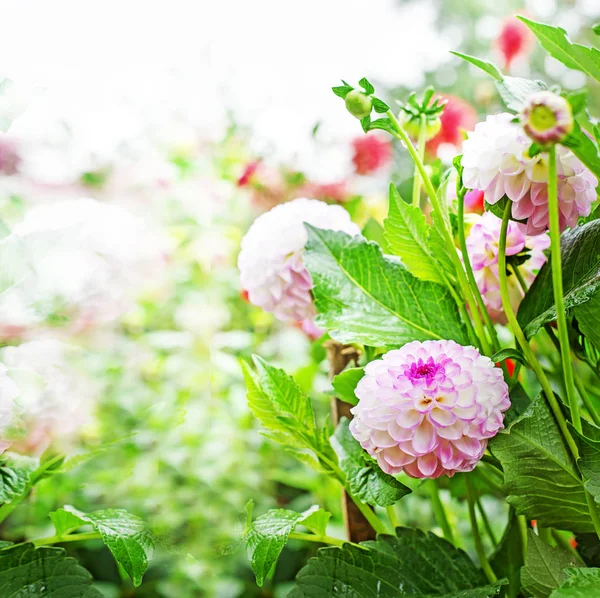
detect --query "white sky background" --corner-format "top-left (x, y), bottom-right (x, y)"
top-left (0, 0), bottom-right (451, 179)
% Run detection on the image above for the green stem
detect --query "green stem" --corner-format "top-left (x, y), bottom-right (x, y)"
top-left (289, 531), bottom-right (348, 547)
top-left (427, 479), bottom-right (454, 544)
top-left (386, 505), bottom-right (399, 529)
top-left (511, 264), bottom-right (529, 294)
top-left (537, 525), bottom-right (552, 545)
top-left (498, 202), bottom-right (600, 540)
top-left (465, 476), bottom-right (497, 583)
top-left (476, 498), bottom-right (498, 548)
top-left (517, 515), bottom-right (528, 558)
top-left (497, 203), bottom-right (579, 458)
top-left (31, 532), bottom-right (101, 547)
top-left (552, 530), bottom-right (585, 565)
top-left (386, 110), bottom-right (491, 356)
top-left (412, 114), bottom-right (427, 207)
top-left (574, 370), bottom-right (600, 426)
top-left (548, 146), bottom-right (580, 433)
top-left (456, 179), bottom-right (500, 355)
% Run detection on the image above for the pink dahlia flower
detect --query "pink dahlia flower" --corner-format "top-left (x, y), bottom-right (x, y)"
top-left (238, 198), bottom-right (360, 330)
top-left (351, 133), bottom-right (392, 176)
top-left (349, 340), bottom-right (510, 479)
top-left (462, 113), bottom-right (597, 235)
top-left (466, 212), bottom-right (550, 323)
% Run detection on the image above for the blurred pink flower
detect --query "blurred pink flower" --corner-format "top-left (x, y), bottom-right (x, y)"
top-left (426, 95), bottom-right (477, 158)
top-left (497, 16), bottom-right (533, 70)
top-left (350, 340), bottom-right (509, 478)
top-left (351, 133), bottom-right (392, 176)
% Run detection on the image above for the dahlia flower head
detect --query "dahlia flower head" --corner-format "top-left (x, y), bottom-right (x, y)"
top-left (350, 340), bottom-right (510, 479)
top-left (466, 212), bottom-right (550, 322)
top-left (238, 198), bottom-right (360, 332)
top-left (462, 113), bottom-right (597, 235)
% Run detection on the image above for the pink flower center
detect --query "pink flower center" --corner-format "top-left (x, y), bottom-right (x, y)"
top-left (405, 358), bottom-right (445, 385)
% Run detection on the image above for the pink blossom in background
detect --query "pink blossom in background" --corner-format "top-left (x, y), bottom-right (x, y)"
top-left (351, 133), bottom-right (392, 176)
top-left (426, 95), bottom-right (477, 158)
top-left (350, 340), bottom-right (510, 478)
top-left (465, 211), bottom-right (550, 323)
top-left (496, 16), bottom-right (533, 70)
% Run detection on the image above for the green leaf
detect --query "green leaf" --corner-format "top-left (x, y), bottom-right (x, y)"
top-left (331, 367), bottom-right (364, 406)
top-left (50, 508), bottom-right (87, 536)
top-left (594, 24), bottom-right (600, 36)
top-left (430, 209), bottom-right (457, 275)
top-left (491, 348), bottom-right (528, 368)
top-left (0, 453), bottom-right (37, 503)
top-left (372, 97), bottom-right (390, 113)
top-left (496, 77), bottom-right (547, 112)
top-left (361, 218), bottom-right (391, 254)
top-left (332, 418), bottom-right (411, 507)
top-left (549, 568), bottom-right (600, 597)
top-left (304, 225), bottom-right (468, 346)
top-left (289, 527), bottom-right (507, 597)
top-left (490, 394), bottom-right (594, 534)
top-left (566, 90), bottom-right (588, 116)
top-left (518, 220), bottom-right (600, 341)
top-left (360, 115), bottom-right (371, 133)
top-left (384, 183), bottom-right (444, 284)
top-left (245, 506), bottom-right (331, 587)
top-left (332, 85), bottom-right (354, 99)
top-left (358, 77), bottom-right (375, 95)
top-left (56, 506), bottom-right (155, 587)
top-left (521, 530), bottom-right (581, 597)
top-left (562, 122), bottom-right (600, 180)
top-left (518, 17), bottom-right (600, 83)
top-left (241, 356), bottom-right (336, 471)
top-left (571, 423), bottom-right (600, 503)
top-left (490, 512), bottom-right (524, 598)
top-left (0, 543), bottom-right (103, 597)
top-left (450, 51), bottom-right (503, 81)
top-left (367, 117), bottom-right (396, 135)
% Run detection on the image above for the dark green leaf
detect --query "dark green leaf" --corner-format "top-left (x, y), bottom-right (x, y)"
top-left (521, 530), bottom-right (581, 597)
top-left (518, 220), bottom-right (600, 341)
top-left (491, 348), bottom-right (528, 368)
top-left (0, 543), bottom-right (102, 597)
top-left (245, 505), bottom-right (331, 586)
top-left (304, 226), bottom-right (468, 346)
top-left (372, 97), bottom-right (390, 113)
top-left (518, 17), bottom-right (600, 83)
top-left (332, 418), bottom-right (411, 507)
top-left (490, 513), bottom-right (524, 598)
top-left (289, 527), bottom-right (507, 597)
top-left (384, 183), bottom-right (445, 284)
top-left (331, 368), bottom-right (364, 406)
top-left (56, 506), bottom-right (155, 587)
top-left (359, 77), bottom-right (375, 95)
top-left (450, 51), bottom-right (504, 81)
top-left (0, 453), bottom-right (37, 503)
top-left (490, 394), bottom-right (594, 533)
top-left (360, 115), bottom-right (371, 132)
top-left (496, 77), bottom-right (547, 112)
top-left (549, 567), bottom-right (600, 596)
top-left (241, 356), bottom-right (336, 472)
top-left (571, 423), bottom-right (600, 503)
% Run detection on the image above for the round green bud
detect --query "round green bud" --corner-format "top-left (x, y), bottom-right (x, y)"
top-left (345, 90), bottom-right (372, 119)
top-left (399, 112), bottom-right (442, 141)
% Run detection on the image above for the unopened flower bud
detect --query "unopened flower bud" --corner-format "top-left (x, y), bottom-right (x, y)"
top-left (345, 90), bottom-right (372, 119)
top-left (399, 111), bottom-right (442, 141)
top-left (520, 91), bottom-right (573, 146)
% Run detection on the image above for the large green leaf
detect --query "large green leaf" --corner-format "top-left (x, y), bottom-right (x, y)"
top-left (490, 394), bottom-right (594, 534)
top-left (450, 51), bottom-right (503, 80)
top-left (331, 367), bottom-right (364, 406)
top-left (518, 220), bottom-right (600, 341)
top-left (384, 183), bottom-right (444, 284)
top-left (564, 122), bottom-right (600, 181)
top-left (244, 503), bottom-right (331, 587)
top-left (518, 17), bottom-right (600, 83)
top-left (521, 530), bottom-right (581, 597)
top-left (289, 527), bottom-right (506, 597)
top-left (52, 506), bottom-right (155, 587)
top-left (0, 453), bottom-right (37, 503)
top-left (490, 512), bottom-right (524, 598)
top-left (496, 77), bottom-right (547, 112)
top-left (572, 422), bottom-right (600, 504)
top-left (0, 543), bottom-right (102, 597)
top-left (304, 225), bottom-right (467, 346)
top-left (332, 418), bottom-right (411, 507)
top-left (241, 355), bottom-right (336, 472)
top-left (549, 568), bottom-right (600, 597)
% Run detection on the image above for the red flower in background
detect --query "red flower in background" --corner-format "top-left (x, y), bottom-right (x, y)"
top-left (351, 133), bottom-right (392, 176)
top-left (464, 189), bottom-right (485, 214)
top-left (426, 95), bottom-right (477, 157)
top-left (302, 180), bottom-right (349, 203)
top-left (237, 161), bottom-right (260, 187)
top-left (497, 16), bottom-right (533, 70)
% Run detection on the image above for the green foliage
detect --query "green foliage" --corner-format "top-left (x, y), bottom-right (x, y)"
top-left (384, 183), bottom-right (445, 284)
top-left (244, 503), bottom-right (332, 587)
top-left (242, 355), bottom-right (337, 472)
top-left (572, 423), bottom-right (600, 504)
top-left (517, 17), bottom-right (600, 83)
top-left (0, 454), bottom-right (37, 503)
top-left (51, 506), bottom-right (155, 587)
top-left (450, 51), bottom-right (503, 81)
top-left (490, 514), bottom-right (524, 598)
top-left (289, 527), bottom-right (507, 597)
top-left (303, 225), bottom-right (468, 346)
top-left (521, 530), bottom-right (581, 597)
top-left (496, 77), bottom-right (547, 112)
top-left (518, 220), bottom-right (600, 343)
top-left (331, 367), bottom-right (364, 406)
top-left (491, 395), bottom-right (594, 534)
top-left (0, 543), bottom-right (102, 597)
top-left (562, 122), bottom-right (600, 181)
top-left (332, 418), bottom-right (411, 507)
top-left (549, 568), bottom-right (600, 596)
top-left (491, 348), bottom-right (528, 368)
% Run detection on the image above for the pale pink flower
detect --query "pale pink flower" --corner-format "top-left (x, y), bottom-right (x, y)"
top-left (520, 91), bottom-right (573, 146)
top-left (462, 113), bottom-right (597, 235)
top-left (350, 340), bottom-right (509, 478)
top-left (238, 198), bottom-right (360, 332)
top-left (466, 212), bottom-right (550, 323)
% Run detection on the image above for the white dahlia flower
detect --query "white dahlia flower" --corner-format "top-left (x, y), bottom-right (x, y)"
top-left (462, 113), bottom-right (597, 235)
top-left (238, 198), bottom-right (360, 332)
